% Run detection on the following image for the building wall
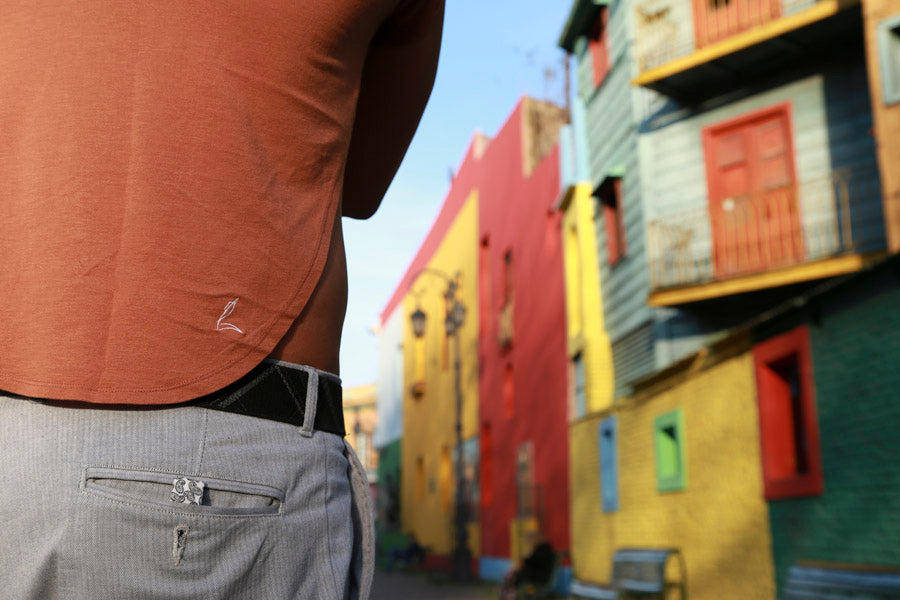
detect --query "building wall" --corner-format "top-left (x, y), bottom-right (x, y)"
top-left (478, 99), bottom-right (571, 563)
top-left (562, 182), bottom-right (615, 415)
top-left (375, 307), bottom-right (404, 449)
top-left (400, 192), bottom-right (480, 558)
top-left (863, 0), bottom-right (900, 252)
top-left (641, 45), bottom-right (883, 362)
top-left (573, 0), bottom-right (658, 397)
top-left (569, 350), bottom-right (776, 600)
top-left (765, 258), bottom-right (900, 595)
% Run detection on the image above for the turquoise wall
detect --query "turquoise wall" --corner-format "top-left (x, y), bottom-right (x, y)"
top-left (762, 257), bottom-right (900, 596)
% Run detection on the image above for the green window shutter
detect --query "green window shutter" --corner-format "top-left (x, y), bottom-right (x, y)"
top-left (654, 409), bottom-right (687, 492)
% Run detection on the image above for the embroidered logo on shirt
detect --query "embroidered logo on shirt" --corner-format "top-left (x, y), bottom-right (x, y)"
top-left (171, 477), bottom-right (205, 505)
top-left (216, 298), bottom-right (244, 334)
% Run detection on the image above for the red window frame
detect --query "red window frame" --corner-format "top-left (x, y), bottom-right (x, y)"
top-left (479, 236), bottom-right (491, 338)
top-left (481, 421), bottom-right (494, 507)
top-left (599, 177), bottom-right (626, 265)
top-left (753, 326), bottom-right (824, 500)
top-left (588, 8), bottom-right (611, 87)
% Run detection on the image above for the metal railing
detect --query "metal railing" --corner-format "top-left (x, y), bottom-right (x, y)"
top-left (635, 0), bottom-right (822, 74)
top-left (647, 166), bottom-right (883, 291)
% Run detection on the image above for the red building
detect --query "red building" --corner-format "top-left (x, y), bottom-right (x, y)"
top-left (475, 98), bottom-right (571, 581)
top-left (378, 97), bottom-right (570, 580)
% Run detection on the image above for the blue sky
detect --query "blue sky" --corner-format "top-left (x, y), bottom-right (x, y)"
top-left (339, 1), bottom-right (573, 388)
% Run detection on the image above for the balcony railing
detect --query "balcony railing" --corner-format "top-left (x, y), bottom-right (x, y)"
top-left (636, 0), bottom-right (825, 74)
top-left (647, 166), bottom-right (883, 291)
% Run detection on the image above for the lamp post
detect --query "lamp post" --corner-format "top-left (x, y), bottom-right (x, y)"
top-left (410, 269), bottom-right (472, 581)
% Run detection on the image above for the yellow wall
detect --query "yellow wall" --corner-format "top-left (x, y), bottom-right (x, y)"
top-left (562, 183), bottom-right (614, 415)
top-left (569, 350), bottom-right (776, 600)
top-left (401, 192), bottom-right (480, 557)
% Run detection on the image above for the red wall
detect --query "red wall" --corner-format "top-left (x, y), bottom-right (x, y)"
top-left (475, 101), bottom-right (570, 559)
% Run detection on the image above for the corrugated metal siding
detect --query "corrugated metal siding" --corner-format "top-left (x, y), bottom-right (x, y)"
top-left (611, 320), bottom-right (655, 397)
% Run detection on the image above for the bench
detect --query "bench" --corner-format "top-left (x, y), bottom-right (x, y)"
top-left (784, 562), bottom-right (900, 599)
top-left (569, 548), bottom-right (684, 599)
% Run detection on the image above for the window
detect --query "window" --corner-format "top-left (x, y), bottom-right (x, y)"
top-left (481, 422), bottom-right (494, 507)
top-left (573, 353), bottom-right (587, 420)
top-left (599, 417), bottom-right (619, 512)
top-left (479, 236), bottom-right (491, 338)
top-left (498, 249), bottom-right (514, 349)
top-left (654, 409), bottom-right (686, 492)
top-left (504, 363), bottom-right (515, 419)
top-left (502, 250), bottom-right (514, 306)
top-left (878, 15), bottom-right (900, 105)
top-left (588, 8), bottom-right (611, 87)
top-left (598, 177), bottom-right (626, 265)
top-left (754, 326), bottom-right (823, 500)
top-left (415, 456), bottom-right (426, 501)
top-left (439, 446), bottom-right (452, 514)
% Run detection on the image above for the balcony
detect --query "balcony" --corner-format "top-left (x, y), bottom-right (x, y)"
top-left (633, 0), bottom-right (861, 97)
top-left (647, 166), bottom-right (885, 306)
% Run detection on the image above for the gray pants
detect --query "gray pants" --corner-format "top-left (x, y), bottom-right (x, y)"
top-left (0, 393), bottom-right (373, 599)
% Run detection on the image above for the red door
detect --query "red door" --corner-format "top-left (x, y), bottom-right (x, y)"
top-left (703, 103), bottom-right (804, 278)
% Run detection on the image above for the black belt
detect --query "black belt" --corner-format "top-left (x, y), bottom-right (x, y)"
top-left (186, 359), bottom-right (345, 436)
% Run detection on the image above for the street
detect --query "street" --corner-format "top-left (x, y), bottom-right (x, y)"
top-left (371, 570), bottom-right (502, 600)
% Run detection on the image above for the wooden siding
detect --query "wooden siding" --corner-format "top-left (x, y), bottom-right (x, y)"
top-left (611, 321), bottom-right (655, 398)
top-left (642, 52), bottom-right (882, 295)
top-left (576, 0), bottom-right (655, 363)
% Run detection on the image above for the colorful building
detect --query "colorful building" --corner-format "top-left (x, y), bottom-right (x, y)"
top-left (570, 338), bottom-right (777, 599)
top-left (400, 192), bottom-right (480, 565)
top-left (557, 97), bottom-right (615, 420)
top-left (375, 98), bottom-right (571, 579)
top-left (559, 0), bottom-right (897, 597)
top-left (475, 98), bottom-right (570, 583)
top-left (559, 0), bottom-right (660, 399)
top-left (745, 253), bottom-right (900, 595)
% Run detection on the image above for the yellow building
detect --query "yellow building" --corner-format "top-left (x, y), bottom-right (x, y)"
top-left (343, 384), bottom-right (379, 482)
top-left (559, 181), bottom-right (614, 418)
top-left (569, 339), bottom-right (776, 600)
top-left (401, 192), bottom-right (480, 559)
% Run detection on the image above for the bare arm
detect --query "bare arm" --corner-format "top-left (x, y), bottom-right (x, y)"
top-left (341, 0), bottom-right (445, 220)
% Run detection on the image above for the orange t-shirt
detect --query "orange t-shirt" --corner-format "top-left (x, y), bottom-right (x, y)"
top-left (0, 0), bottom-right (431, 404)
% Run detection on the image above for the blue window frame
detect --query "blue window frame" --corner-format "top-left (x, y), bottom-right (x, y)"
top-left (598, 416), bottom-right (619, 512)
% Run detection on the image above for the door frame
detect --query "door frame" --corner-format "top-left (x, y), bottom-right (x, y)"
top-left (701, 101), bottom-right (802, 278)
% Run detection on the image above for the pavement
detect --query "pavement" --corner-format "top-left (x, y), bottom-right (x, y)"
top-left (370, 569), bottom-right (502, 600)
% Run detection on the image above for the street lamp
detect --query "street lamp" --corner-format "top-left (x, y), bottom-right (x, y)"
top-left (409, 269), bottom-right (472, 581)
